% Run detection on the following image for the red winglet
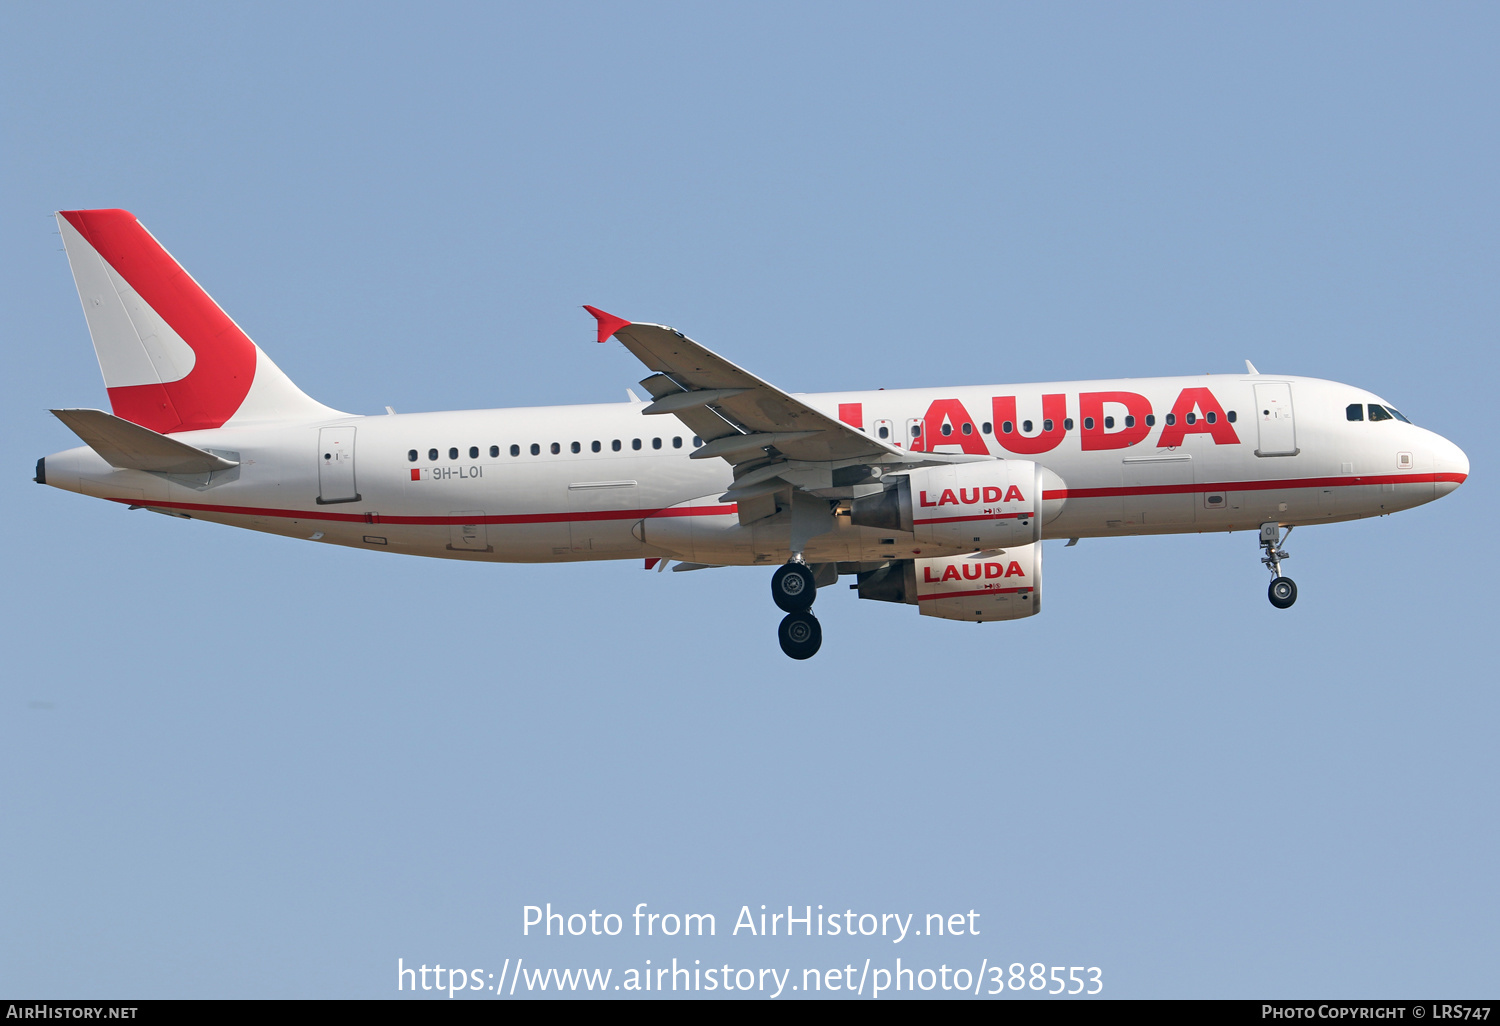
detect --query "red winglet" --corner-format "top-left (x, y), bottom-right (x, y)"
top-left (644, 557), bottom-right (662, 570)
top-left (583, 305), bottom-right (631, 343)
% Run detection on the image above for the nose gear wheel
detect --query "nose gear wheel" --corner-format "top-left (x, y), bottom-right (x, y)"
top-left (1268, 577), bottom-right (1297, 608)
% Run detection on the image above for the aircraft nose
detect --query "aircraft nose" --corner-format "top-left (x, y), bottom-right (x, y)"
top-left (1432, 434), bottom-right (1469, 498)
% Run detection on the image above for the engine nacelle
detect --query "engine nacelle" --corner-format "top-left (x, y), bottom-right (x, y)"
top-left (915, 545), bottom-right (1041, 621)
top-left (854, 544), bottom-right (1043, 622)
top-left (849, 460), bottom-right (1064, 549)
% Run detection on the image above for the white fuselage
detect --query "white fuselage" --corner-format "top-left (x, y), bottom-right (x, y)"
top-left (41, 373), bottom-right (1469, 565)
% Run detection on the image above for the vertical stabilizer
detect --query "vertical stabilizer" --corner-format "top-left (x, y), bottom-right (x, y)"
top-left (56, 209), bottom-right (344, 433)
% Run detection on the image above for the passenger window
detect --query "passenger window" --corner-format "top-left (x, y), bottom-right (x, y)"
top-left (693, 436), bottom-right (702, 446)
top-left (407, 449), bottom-right (418, 462)
top-left (1227, 411), bottom-right (1237, 423)
top-left (1124, 415), bottom-right (1135, 428)
top-left (1205, 412), bottom-right (1216, 424)
top-left (489, 445), bottom-right (499, 457)
top-left (469, 446), bottom-right (479, 459)
top-left (1083, 417), bottom-right (1095, 430)
top-left (448, 447), bottom-right (459, 460)
top-left (530, 443), bottom-right (540, 455)
top-left (961, 423), bottom-right (973, 435)
top-left (878, 425), bottom-right (890, 439)
top-left (1043, 419), bottom-right (1053, 432)
top-left (940, 423), bottom-right (952, 436)
top-left (1103, 416), bottom-right (1114, 429)
top-left (1064, 418), bottom-right (1074, 431)
top-left (982, 422), bottom-right (992, 434)
top-left (510, 444), bottom-right (520, 457)
top-left (1185, 413), bottom-right (1196, 425)
top-left (652, 437), bottom-right (662, 449)
top-left (1022, 420), bottom-right (1033, 433)
top-left (1368, 404), bottom-right (1392, 422)
top-left (550, 442), bottom-right (561, 454)
top-left (571, 442), bottom-right (581, 453)
top-left (1145, 414), bottom-right (1155, 427)
top-left (1165, 414), bottom-right (1175, 426)
top-left (911, 424), bottom-right (921, 438)
top-left (632, 438), bottom-right (642, 450)
top-left (1002, 421), bottom-right (1013, 434)
top-left (428, 448), bottom-right (439, 461)
top-left (612, 440), bottom-right (621, 451)
top-left (672, 436), bottom-right (682, 448)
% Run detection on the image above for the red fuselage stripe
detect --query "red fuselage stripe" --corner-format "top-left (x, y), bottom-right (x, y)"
top-left (1043, 471), bottom-right (1465, 500)
top-left (107, 471), bottom-right (1466, 526)
top-left (106, 499), bottom-right (738, 526)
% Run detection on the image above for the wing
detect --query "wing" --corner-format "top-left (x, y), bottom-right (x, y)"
top-left (586, 307), bottom-right (995, 525)
top-left (586, 306), bottom-right (903, 469)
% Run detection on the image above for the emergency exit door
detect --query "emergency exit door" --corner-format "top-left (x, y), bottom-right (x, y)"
top-left (317, 427), bottom-right (360, 503)
top-left (905, 418), bottom-right (925, 450)
top-left (1253, 383), bottom-right (1298, 457)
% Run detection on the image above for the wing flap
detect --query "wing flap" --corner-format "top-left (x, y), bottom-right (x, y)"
top-left (642, 388), bottom-right (752, 415)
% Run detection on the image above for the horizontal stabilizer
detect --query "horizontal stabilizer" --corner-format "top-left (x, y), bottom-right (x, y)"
top-left (51, 408), bottom-right (238, 474)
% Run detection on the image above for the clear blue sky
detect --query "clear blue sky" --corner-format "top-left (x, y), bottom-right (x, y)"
top-left (2, 1), bottom-right (1494, 999)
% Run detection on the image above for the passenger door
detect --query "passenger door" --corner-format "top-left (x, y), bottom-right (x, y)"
top-left (317, 427), bottom-right (360, 503)
top-left (1253, 383), bottom-right (1298, 457)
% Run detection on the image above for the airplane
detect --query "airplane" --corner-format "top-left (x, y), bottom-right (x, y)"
top-left (37, 209), bottom-right (1469, 659)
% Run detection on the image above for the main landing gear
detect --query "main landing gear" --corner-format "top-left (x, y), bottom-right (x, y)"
top-left (778, 610), bottom-right (822, 660)
top-left (772, 560), bottom-right (822, 659)
top-left (1260, 522), bottom-right (1297, 609)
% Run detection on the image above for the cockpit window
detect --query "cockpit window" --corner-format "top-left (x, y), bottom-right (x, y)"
top-left (1385, 406), bottom-right (1411, 424)
top-left (1346, 403), bottom-right (1364, 421)
top-left (1367, 404), bottom-right (1393, 422)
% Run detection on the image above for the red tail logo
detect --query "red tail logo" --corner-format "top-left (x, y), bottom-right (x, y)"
top-left (59, 209), bottom-right (256, 434)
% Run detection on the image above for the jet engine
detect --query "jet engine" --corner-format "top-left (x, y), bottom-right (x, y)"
top-left (848, 459), bottom-right (1065, 549)
top-left (854, 543), bottom-right (1042, 622)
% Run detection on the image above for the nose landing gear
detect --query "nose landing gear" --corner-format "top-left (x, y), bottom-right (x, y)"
top-left (1260, 522), bottom-right (1297, 609)
top-left (772, 559), bottom-right (822, 658)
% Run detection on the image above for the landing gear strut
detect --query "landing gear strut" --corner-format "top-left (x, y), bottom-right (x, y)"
top-left (1260, 522), bottom-right (1297, 609)
top-left (772, 559), bottom-right (822, 658)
